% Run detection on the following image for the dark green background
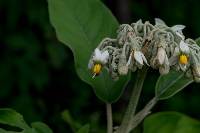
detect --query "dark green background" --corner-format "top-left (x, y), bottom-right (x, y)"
top-left (0, 0), bottom-right (200, 132)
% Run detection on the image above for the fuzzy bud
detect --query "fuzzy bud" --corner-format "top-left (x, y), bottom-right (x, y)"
top-left (192, 65), bottom-right (200, 78)
top-left (118, 55), bottom-right (129, 75)
top-left (157, 47), bottom-right (166, 65)
top-left (159, 65), bottom-right (169, 75)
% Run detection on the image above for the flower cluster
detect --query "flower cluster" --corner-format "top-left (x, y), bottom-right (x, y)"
top-left (88, 19), bottom-right (200, 82)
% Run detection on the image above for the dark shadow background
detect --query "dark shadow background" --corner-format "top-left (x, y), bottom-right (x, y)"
top-left (0, 0), bottom-right (200, 132)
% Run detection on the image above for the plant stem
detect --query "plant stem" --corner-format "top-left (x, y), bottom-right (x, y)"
top-left (128, 97), bottom-right (158, 132)
top-left (116, 68), bottom-right (148, 133)
top-left (106, 103), bottom-right (113, 133)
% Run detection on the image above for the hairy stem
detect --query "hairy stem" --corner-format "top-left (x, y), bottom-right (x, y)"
top-left (117, 68), bottom-right (148, 133)
top-left (128, 97), bottom-right (158, 132)
top-left (106, 103), bottom-right (113, 133)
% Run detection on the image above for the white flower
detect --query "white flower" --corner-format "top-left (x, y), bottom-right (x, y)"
top-left (169, 41), bottom-right (190, 71)
top-left (126, 50), bottom-right (149, 67)
top-left (88, 48), bottom-right (109, 78)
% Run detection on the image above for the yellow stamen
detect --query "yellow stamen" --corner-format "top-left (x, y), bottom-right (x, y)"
top-left (92, 64), bottom-right (102, 76)
top-left (179, 54), bottom-right (188, 65)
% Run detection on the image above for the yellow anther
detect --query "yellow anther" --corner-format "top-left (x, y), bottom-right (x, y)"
top-left (93, 64), bottom-right (102, 75)
top-left (179, 54), bottom-right (188, 65)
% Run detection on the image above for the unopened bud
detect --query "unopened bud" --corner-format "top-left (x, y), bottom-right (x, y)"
top-left (157, 47), bottom-right (166, 65)
top-left (159, 65), bottom-right (169, 75)
top-left (118, 55), bottom-right (129, 75)
top-left (118, 65), bottom-right (128, 75)
top-left (192, 65), bottom-right (200, 78)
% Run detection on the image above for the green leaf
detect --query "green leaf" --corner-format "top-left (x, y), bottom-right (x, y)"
top-left (48, 0), bottom-right (130, 102)
top-left (155, 70), bottom-right (193, 100)
top-left (0, 108), bottom-right (53, 133)
top-left (0, 108), bottom-right (29, 130)
top-left (31, 122), bottom-right (53, 133)
top-left (76, 124), bottom-right (90, 133)
top-left (143, 112), bottom-right (200, 133)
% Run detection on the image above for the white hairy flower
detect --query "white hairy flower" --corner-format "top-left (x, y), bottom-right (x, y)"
top-left (88, 48), bottom-right (109, 78)
top-left (169, 40), bottom-right (190, 71)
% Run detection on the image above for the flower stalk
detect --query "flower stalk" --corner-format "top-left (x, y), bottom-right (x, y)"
top-left (116, 67), bottom-right (148, 133)
top-left (106, 103), bottom-right (113, 133)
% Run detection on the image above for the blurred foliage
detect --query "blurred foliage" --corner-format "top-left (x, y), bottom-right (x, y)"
top-left (0, 0), bottom-right (200, 133)
top-left (0, 108), bottom-right (52, 133)
top-left (144, 112), bottom-right (200, 133)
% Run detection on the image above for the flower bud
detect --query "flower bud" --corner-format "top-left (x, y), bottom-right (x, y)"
top-left (159, 65), bottom-right (169, 75)
top-left (118, 55), bottom-right (129, 75)
top-left (118, 65), bottom-right (128, 75)
top-left (192, 65), bottom-right (200, 78)
top-left (157, 47), bottom-right (166, 65)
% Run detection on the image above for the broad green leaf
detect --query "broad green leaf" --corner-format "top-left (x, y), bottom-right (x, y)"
top-left (0, 108), bottom-right (29, 130)
top-left (155, 70), bottom-right (193, 100)
top-left (76, 124), bottom-right (90, 133)
top-left (31, 122), bottom-right (53, 133)
top-left (143, 112), bottom-right (200, 133)
top-left (48, 0), bottom-right (130, 103)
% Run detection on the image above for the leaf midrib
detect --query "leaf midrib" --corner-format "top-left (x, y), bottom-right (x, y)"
top-left (156, 73), bottom-right (184, 97)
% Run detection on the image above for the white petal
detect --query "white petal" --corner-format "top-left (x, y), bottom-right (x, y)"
top-left (155, 18), bottom-right (166, 25)
top-left (134, 51), bottom-right (143, 65)
top-left (173, 47), bottom-right (180, 56)
top-left (94, 48), bottom-right (101, 57)
top-left (180, 40), bottom-right (190, 53)
top-left (141, 52), bottom-right (149, 66)
top-left (126, 51), bottom-right (133, 66)
top-left (101, 50), bottom-right (109, 64)
top-left (171, 25), bottom-right (185, 32)
top-left (93, 48), bottom-right (102, 61)
top-left (88, 59), bottom-right (94, 69)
